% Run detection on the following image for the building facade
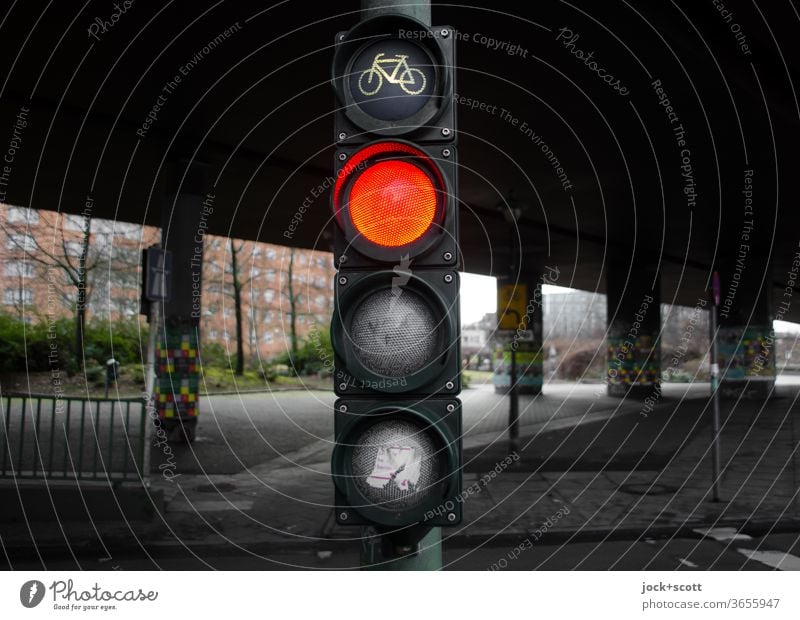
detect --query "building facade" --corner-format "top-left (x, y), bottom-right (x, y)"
top-left (0, 204), bottom-right (335, 361)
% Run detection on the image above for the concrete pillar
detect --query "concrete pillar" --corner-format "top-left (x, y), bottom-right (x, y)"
top-left (156, 163), bottom-right (213, 442)
top-left (715, 255), bottom-right (775, 399)
top-left (606, 255), bottom-right (661, 398)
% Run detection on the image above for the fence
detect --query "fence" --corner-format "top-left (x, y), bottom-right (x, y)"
top-left (0, 393), bottom-right (148, 482)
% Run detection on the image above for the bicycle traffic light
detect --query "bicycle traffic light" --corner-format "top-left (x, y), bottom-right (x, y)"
top-left (329, 14), bottom-right (462, 541)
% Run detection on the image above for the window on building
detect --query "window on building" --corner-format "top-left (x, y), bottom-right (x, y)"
top-left (5, 261), bottom-right (35, 278)
top-left (65, 241), bottom-right (84, 256)
top-left (64, 214), bottom-right (85, 231)
top-left (7, 233), bottom-right (35, 252)
top-left (3, 288), bottom-right (33, 305)
top-left (265, 247), bottom-right (277, 260)
top-left (263, 332), bottom-right (274, 344)
top-left (6, 206), bottom-right (39, 224)
top-left (264, 289), bottom-right (275, 303)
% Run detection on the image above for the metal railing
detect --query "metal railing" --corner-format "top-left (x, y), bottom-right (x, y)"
top-left (0, 393), bottom-right (147, 482)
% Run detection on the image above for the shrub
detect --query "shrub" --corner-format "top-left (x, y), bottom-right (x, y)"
top-left (558, 347), bottom-right (605, 380)
top-left (0, 312), bottom-right (148, 374)
top-left (275, 328), bottom-right (334, 376)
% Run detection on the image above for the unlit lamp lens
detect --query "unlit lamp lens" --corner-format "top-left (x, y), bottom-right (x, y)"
top-left (351, 418), bottom-right (442, 510)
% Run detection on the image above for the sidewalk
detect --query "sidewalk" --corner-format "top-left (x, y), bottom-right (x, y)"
top-left (3, 382), bottom-right (798, 560)
top-left (150, 382), bottom-right (800, 551)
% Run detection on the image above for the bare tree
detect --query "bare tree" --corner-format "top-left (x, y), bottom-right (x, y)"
top-left (2, 211), bottom-right (105, 367)
top-left (286, 247), bottom-right (299, 363)
top-left (229, 239), bottom-right (246, 375)
top-left (203, 237), bottom-right (264, 376)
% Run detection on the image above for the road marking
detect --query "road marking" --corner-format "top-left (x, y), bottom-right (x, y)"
top-left (693, 527), bottom-right (753, 542)
top-left (737, 550), bottom-right (800, 571)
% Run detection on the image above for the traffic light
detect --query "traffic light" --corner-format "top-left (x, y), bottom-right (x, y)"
top-left (329, 14), bottom-right (461, 547)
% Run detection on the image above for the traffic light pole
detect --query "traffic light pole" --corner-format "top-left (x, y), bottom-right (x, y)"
top-left (362, 0), bottom-right (430, 23)
top-left (355, 0), bottom-right (442, 572)
top-left (710, 272), bottom-right (722, 502)
top-left (507, 220), bottom-right (521, 455)
top-left (360, 527), bottom-right (442, 570)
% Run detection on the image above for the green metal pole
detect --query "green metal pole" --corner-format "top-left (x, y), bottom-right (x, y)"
top-left (710, 273), bottom-right (722, 502)
top-left (360, 527), bottom-right (442, 570)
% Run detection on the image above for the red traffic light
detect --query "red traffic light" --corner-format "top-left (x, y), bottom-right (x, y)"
top-left (350, 159), bottom-right (436, 248)
top-left (333, 141), bottom-right (446, 259)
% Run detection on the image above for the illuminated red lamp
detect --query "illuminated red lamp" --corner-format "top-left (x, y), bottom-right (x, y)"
top-left (333, 141), bottom-right (446, 259)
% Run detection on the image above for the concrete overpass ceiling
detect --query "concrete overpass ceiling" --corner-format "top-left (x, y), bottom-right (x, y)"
top-left (1, 1), bottom-right (798, 316)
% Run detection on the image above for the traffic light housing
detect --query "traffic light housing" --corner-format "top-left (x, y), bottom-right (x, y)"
top-left (330, 13), bottom-right (462, 544)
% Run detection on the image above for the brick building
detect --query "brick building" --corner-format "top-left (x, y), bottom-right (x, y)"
top-left (0, 204), bottom-right (335, 362)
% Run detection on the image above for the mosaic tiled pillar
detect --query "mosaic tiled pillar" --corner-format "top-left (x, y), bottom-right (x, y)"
top-left (606, 258), bottom-right (661, 398)
top-left (158, 164), bottom-right (211, 437)
top-left (156, 328), bottom-right (199, 421)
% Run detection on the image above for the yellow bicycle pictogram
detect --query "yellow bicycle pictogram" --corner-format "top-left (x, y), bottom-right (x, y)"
top-left (358, 53), bottom-right (427, 96)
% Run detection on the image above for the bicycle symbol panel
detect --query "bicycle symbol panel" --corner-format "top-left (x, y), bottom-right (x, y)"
top-left (358, 53), bottom-right (427, 96)
top-left (349, 40), bottom-right (433, 121)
